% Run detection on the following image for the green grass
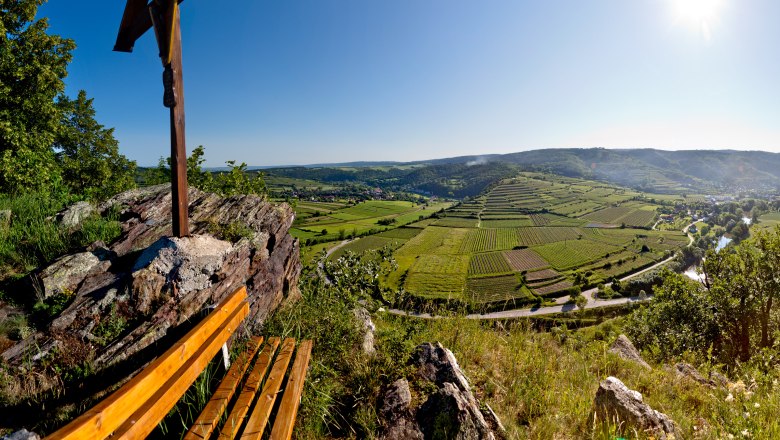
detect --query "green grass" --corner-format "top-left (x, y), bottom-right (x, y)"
top-left (0, 193), bottom-right (122, 291)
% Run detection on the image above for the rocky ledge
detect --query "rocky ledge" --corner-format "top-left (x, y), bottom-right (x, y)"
top-left (0, 184), bottom-right (301, 429)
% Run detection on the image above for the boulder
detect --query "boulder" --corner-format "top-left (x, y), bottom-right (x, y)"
top-left (675, 362), bottom-right (715, 388)
top-left (56, 201), bottom-right (95, 228)
top-left (608, 334), bottom-right (650, 370)
top-left (38, 251), bottom-right (107, 299)
top-left (418, 382), bottom-right (494, 440)
top-left (412, 342), bottom-right (471, 392)
top-left (381, 379), bottom-right (412, 420)
top-left (379, 343), bottom-right (503, 440)
top-left (594, 376), bottom-right (678, 439)
top-left (353, 307), bottom-right (376, 355)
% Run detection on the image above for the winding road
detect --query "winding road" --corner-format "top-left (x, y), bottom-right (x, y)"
top-left (383, 220), bottom-right (702, 320)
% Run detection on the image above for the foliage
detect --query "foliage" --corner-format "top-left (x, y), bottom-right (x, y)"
top-left (155, 145), bottom-right (267, 198)
top-left (0, 0), bottom-right (74, 193)
top-left (0, 1), bottom-right (135, 198)
top-left (54, 91), bottom-right (136, 200)
top-left (627, 227), bottom-right (780, 366)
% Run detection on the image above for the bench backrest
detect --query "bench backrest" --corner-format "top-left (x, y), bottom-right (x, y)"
top-left (46, 286), bottom-right (249, 440)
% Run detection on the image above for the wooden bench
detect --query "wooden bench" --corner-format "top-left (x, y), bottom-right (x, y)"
top-left (45, 286), bottom-right (313, 440)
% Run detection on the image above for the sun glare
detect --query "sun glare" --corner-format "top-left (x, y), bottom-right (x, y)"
top-left (672, 0), bottom-right (724, 40)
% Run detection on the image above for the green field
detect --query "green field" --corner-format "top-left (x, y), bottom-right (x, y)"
top-left (291, 200), bottom-right (452, 242)
top-left (382, 172), bottom-right (689, 306)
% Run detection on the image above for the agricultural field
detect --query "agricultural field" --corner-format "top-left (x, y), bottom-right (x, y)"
top-left (323, 172), bottom-right (696, 309)
top-left (291, 199), bottom-right (452, 242)
top-left (756, 212), bottom-right (780, 231)
top-left (468, 252), bottom-right (513, 276)
top-left (465, 275), bottom-right (533, 303)
top-left (503, 249), bottom-right (549, 272)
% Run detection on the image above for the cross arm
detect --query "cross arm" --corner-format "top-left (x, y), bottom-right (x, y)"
top-left (114, 0), bottom-right (185, 53)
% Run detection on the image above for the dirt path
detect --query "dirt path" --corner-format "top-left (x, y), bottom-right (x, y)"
top-left (384, 220), bottom-right (702, 320)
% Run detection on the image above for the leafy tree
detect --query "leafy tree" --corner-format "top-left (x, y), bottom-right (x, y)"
top-left (54, 91), bottom-right (136, 199)
top-left (0, 0), bottom-right (75, 193)
top-left (626, 270), bottom-right (718, 361)
top-left (186, 145), bottom-right (214, 190)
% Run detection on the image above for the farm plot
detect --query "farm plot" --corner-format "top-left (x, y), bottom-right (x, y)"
top-left (434, 217), bottom-right (479, 228)
top-left (404, 272), bottom-right (466, 299)
top-left (468, 252), bottom-right (513, 276)
top-left (481, 219), bottom-right (534, 228)
top-left (396, 227), bottom-right (468, 256)
top-left (525, 269), bottom-right (561, 282)
top-left (459, 229), bottom-right (519, 253)
top-left (378, 227), bottom-right (422, 240)
top-left (582, 206), bottom-right (657, 228)
top-left (533, 239), bottom-right (620, 270)
top-left (515, 227), bottom-right (582, 247)
top-left (411, 254), bottom-right (470, 274)
top-left (329, 236), bottom-right (405, 260)
top-left (532, 280), bottom-right (574, 297)
top-left (465, 275), bottom-right (533, 303)
top-left (502, 249), bottom-right (549, 271)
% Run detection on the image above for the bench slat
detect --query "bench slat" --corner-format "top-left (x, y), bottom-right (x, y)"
top-left (269, 340), bottom-right (313, 440)
top-left (184, 335), bottom-right (264, 440)
top-left (218, 337), bottom-right (281, 439)
top-left (239, 338), bottom-right (297, 440)
top-left (112, 300), bottom-right (250, 438)
top-left (45, 287), bottom-right (248, 440)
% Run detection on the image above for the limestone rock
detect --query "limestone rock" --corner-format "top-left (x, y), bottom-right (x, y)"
top-left (130, 235), bottom-right (232, 315)
top-left (1, 429), bottom-right (40, 440)
top-left (353, 307), bottom-right (376, 355)
top-left (412, 342), bottom-right (471, 392)
top-left (56, 201), bottom-right (95, 228)
top-left (38, 252), bottom-right (107, 299)
top-left (418, 382), bottom-right (495, 440)
top-left (594, 376), bottom-right (678, 439)
top-left (382, 379), bottom-right (412, 420)
top-left (379, 343), bottom-right (502, 440)
top-left (675, 362), bottom-right (715, 388)
top-left (608, 334), bottom-right (650, 370)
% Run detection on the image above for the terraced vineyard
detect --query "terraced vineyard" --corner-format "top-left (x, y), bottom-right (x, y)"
top-left (344, 172), bottom-right (692, 307)
top-left (468, 252), bottom-right (513, 276)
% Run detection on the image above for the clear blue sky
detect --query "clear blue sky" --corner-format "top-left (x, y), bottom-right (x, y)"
top-left (39, 0), bottom-right (780, 167)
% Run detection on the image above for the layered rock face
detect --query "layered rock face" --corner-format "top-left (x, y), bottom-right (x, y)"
top-left (0, 185), bottom-right (301, 416)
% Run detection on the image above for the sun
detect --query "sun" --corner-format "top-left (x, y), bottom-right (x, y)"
top-left (671, 0), bottom-right (724, 40)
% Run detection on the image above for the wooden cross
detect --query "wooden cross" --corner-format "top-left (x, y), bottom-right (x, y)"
top-left (115, 0), bottom-right (190, 237)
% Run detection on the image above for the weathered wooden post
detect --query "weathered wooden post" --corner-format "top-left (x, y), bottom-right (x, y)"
top-left (114, 0), bottom-right (190, 237)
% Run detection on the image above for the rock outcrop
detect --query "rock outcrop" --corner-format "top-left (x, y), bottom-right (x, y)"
top-left (55, 201), bottom-right (95, 228)
top-left (675, 362), bottom-right (716, 388)
top-left (0, 185), bottom-right (301, 429)
top-left (379, 342), bottom-right (504, 440)
top-left (608, 334), bottom-right (650, 370)
top-left (353, 307), bottom-right (376, 355)
top-left (594, 376), bottom-right (678, 439)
